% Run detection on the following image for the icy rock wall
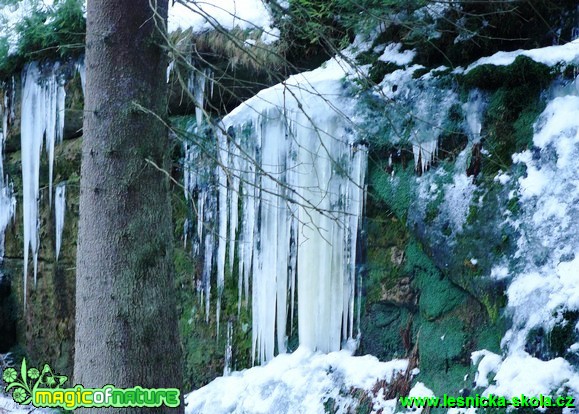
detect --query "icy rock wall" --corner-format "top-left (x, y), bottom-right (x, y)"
top-left (0, 80), bottom-right (17, 271)
top-left (20, 62), bottom-right (66, 308)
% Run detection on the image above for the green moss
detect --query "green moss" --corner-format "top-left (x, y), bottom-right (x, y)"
top-left (365, 202), bottom-right (408, 300)
top-left (480, 87), bottom-right (545, 176)
top-left (549, 311), bottom-right (579, 358)
top-left (369, 161), bottom-right (415, 220)
top-left (438, 103), bottom-right (468, 162)
top-left (406, 242), bottom-right (463, 321)
top-left (0, 0), bottom-right (85, 79)
top-left (369, 61), bottom-right (402, 84)
top-left (415, 317), bottom-right (469, 396)
top-left (462, 56), bottom-right (554, 91)
top-left (412, 67), bottom-right (430, 79)
top-left (424, 190), bottom-right (445, 224)
top-left (479, 292), bottom-right (503, 323)
top-left (355, 50), bottom-right (378, 66)
top-left (506, 196), bottom-right (520, 215)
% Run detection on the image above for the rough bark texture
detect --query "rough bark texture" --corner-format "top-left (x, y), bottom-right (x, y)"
top-left (74, 1), bottom-right (183, 413)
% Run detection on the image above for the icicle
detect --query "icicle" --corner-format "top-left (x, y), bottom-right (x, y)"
top-left (54, 182), bottom-right (66, 261)
top-left (183, 218), bottom-right (189, 249)
top-left (188, 68), bottom-right (207, 128)
top-left (20, 62), bottom-right (66, 308)
top-left (0, 183), bottom-right (16, 266)
top-left (216, 131), bottom-right (228, 336)
top-left (0, 83), bottom-right (17, 268)
top-left (464, 89), bottom-right (486, 143)
top-left (76, 61), bottom-right (86, 95)
top-left (187, 58), bottom-right (367, 364)
top-left (166, 60), bottom-right (174, 84)
top-left (412, 140), bottom-right (438, 173)
top-left (223, 320), bottom-right (233, 376)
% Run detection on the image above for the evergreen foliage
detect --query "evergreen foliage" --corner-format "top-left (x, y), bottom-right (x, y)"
top-left (0, 0), bottom-right (85, 78)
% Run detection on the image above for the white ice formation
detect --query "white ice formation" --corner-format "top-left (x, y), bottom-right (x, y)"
top-left (184, 58), bottom-right (367, 364)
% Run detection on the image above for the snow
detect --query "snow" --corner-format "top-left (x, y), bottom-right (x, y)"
top-left (168, 0), bottom-right (278, 43)
top-left (490, 265), bottom-right (509, 280)
top-left (469, 59), bottom-right (579, 402)
top-left (378, 43), bottom-right (416, 66)
top-left (465, 39), bottom-right (579, 72)
top-left (471, 350), bottom-right (502, 388)
top-left (184, 347), bottom-right (407, 414)
top-left (494, 172), bottom-right (510, 185)
top-left (485, 352), bottom-right (579, 398)
top-left (398, 382), bottom-right (434, 414)
top-left (2, 0), bottom-right (277, 61)
top-left (0, 393), bottom-right (58, 413)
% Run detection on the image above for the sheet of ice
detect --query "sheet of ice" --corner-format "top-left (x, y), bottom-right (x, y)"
top-left (185, 347), bottom-right (407, 414)
top-left (465, 39), bottom-right (579, 72)
top-left (168, 0), bottom-right (277, 43)
top-left (20, 62), bottom-right (66, 309)
top-left (225, 58), bottom-right (366, 362)
top-left (54, 182), bottom-right (66, 260)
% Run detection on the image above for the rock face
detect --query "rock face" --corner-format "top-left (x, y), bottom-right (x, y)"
top-left (1, 62), bottom-right (82, 377)
top-left (1, 4), bottom-right (578, 399)
top-left (0, 57), bottom-right (504, 393)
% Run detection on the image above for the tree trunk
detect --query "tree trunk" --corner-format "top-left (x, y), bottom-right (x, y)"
top-left (74, 1), bottom-right (183, 413)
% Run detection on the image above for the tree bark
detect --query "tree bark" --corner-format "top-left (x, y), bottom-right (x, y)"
top-left (74, 1), bottom-right (183, 413)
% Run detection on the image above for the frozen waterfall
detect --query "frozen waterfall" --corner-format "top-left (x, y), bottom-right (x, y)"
top-left (184, 58), bottom-right (367, 363)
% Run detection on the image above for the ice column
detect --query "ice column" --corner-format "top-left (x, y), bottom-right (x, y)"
top-left (20, 62), bottom-right (66, 308)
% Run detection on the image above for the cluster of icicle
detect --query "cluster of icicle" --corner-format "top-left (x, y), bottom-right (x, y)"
top-left (412, 140), bottom-right (438, 174)
top-left (0, 79), bottom-right (17, 269)
top-left (183, 60), bottom-right (367, 365)
top-left (20, 62), bottom-right (69, 308)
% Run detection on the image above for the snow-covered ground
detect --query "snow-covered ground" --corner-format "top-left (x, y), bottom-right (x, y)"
top-left (0, 393), bottom-right (57, 413)
top-left (185, 347), bottom-right (408, 414)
